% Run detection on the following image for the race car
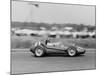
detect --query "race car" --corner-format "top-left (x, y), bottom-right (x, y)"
top-left (30, 39), bottom-right (86, 57)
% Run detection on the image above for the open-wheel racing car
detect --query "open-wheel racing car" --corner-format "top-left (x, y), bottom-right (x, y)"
top-left (30, 39), bottom-right (86, 57)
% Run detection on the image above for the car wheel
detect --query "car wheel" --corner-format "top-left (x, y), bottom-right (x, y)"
top-left (67, 47), bottom-right (77, 57)
top-left (34, 47), bottom-right (46, 57)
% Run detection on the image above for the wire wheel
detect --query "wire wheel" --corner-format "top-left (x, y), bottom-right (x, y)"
top-left (35, 47), bottom-right (45, 57)
top-left (67, 47), bottom-right (77, 56)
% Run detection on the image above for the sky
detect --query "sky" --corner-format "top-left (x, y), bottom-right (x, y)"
top-left (12, 1), bottom-right (95, 25)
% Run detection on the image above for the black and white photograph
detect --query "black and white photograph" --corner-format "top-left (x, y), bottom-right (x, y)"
top-left (11, 0), bottom-right (96, 74)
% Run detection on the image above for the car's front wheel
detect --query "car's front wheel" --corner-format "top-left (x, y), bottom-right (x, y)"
top-left (67, 46), bottom-right (77, 57)
top-left (34, 47), bottom-right (46, 57)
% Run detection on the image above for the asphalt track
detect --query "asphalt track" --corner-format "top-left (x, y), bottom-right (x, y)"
top-left (11, 49), bottom-right (96, 74)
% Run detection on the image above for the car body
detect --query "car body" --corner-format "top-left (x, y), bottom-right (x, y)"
top-left (30, 39), bottom-right (86, 57)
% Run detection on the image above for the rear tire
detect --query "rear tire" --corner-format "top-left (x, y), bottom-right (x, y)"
top-left (67, 46), bottom-right (77, 57)
top-left (34, 47), bottom-right (46, 57)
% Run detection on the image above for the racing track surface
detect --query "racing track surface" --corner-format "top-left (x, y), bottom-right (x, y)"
top-left (11, 49), bottom-right (96, 74)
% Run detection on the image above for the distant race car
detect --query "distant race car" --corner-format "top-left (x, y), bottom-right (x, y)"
top-left (30, 39), bottom-right (86, 57)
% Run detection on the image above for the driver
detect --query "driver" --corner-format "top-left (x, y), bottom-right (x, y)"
top-left (45, 39), bottom-right (50, 45)
top-left (45, 38), bottom-right (60, 46)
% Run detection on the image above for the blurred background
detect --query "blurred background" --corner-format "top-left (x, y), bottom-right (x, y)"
top-left (11, 0), bottom-right (96, 49)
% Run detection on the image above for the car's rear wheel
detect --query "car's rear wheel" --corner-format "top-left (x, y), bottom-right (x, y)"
top-left (67, 47), bottom-right (77, 57)
top-left (34, 47), bottom-right (46, 57)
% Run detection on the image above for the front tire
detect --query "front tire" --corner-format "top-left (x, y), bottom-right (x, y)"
top-left (34, 47), bottom-right (46, 57)
top-left (67, 46), bottom-right (77, 57)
